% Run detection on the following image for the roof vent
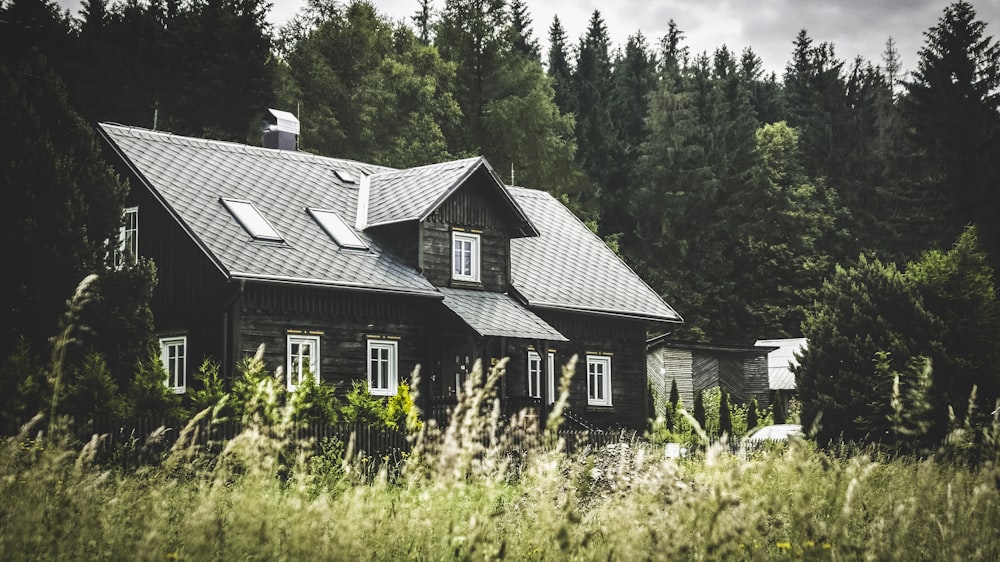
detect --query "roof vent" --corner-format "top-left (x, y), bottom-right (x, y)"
top-left (263, 108), bottom-right (300, 151)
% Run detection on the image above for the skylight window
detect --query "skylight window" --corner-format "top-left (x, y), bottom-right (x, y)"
top-left (334, 169), bottom-right (357, 184)
top-left (221, 198), bottom-right (282, 241)
top-left (308, 207), bottom-right (368, 250)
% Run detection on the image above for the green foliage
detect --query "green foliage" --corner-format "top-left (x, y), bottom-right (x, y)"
top-left (0, 338), bottom-right (50, 434)
top-left (288, 371), bottom-right (340, 427)
top-left (718, 390), bottom-right (733, 437)
top-left (773, 389), bottom-right (788, 424)
top-left (341, 380), bottom-right (386, 426)
top-left (63, 352), bottom-right (128, 424)
top-left (799, 227), bottom-right (1000, 449)
top-left (124, 349), bottom-right (181, 422)
top-left (384, 381), bottom-right (421, 432)
top-left (693, 390), bottom-right (706, 429)
top-left (187, 358), bottom-right (228, 418)
top-left (746, 397), bottom-right (760, 430)
top-left (669, 377), bottom-right (680, 408)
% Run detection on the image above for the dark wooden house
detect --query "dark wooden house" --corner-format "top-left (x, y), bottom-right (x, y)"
top-left (99, 114), bottom-right (682, 429)
top-left (646, 336), bottom-right (775, 416)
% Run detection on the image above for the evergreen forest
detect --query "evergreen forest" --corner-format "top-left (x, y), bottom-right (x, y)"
top-left (2, 0), bottom-right (999, 448)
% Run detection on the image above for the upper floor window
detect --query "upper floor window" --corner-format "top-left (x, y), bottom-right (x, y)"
top-left (587, 354), bottom-right (612, 407)
top-left (368, 339), bottom-right (398, 396)
top-left (221, 198), bottom-right (283, 242)
top-left (159, 336), bottom-right (187, 394)
top-left (116, 207), bottom-right (138, 266)
top-left (287, 334), bottom-right (320, 391)
top-left (452, 231), bottom-right (480, 282)
top-left (528, 349), bottom-right (556, 403)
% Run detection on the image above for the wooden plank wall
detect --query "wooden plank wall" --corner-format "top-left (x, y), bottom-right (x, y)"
top-left (743, 355), bottom-right (771, 408)
top-left (647, 348), bottom-right (694, 416)
top-left (539, 311), bottom-right (650, 429)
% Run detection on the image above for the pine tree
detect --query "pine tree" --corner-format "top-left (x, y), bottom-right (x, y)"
top-left (693, 390), bottom-right (706, 429)
top-left (903, 1), bottom-right (1000, 271)
top-left (718, 391), bottom-right (733, 437)
top-left (746, 397), bottom-right (759, 431)
top-left (546, 15), bottom-right (573, 115)
top-left (508, 0), bottom-right (539, 60)
top-left (412, 0), bottom-right (433, 44)
top-left (669, 377), bottom-right (680, 408)
top-left (573, 10), bottom-right (618, 199)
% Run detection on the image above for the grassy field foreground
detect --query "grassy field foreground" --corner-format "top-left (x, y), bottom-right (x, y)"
top-left (2, 366), bottom-right (1000, 561)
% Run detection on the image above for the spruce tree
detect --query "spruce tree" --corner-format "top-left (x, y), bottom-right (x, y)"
top-left (669, 378), bottom-right (680, 408)
top-left (546, 15), bottom-right (574, 115)
top-left (693, 390), bottom-right (706, 430)
top-left (718, 391), bottom-right (733, 438)
top-left (746, 397), bottom-right (759, 431)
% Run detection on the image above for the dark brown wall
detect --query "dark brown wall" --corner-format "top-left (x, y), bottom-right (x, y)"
top-left (420, 172), bottom-right (516, 292)
top-left (237, 284), bottom-right (439, 394)
top-left (124, 176), bottom-right (231, 380)
top-left (537, 310), bottom-right (650, 429)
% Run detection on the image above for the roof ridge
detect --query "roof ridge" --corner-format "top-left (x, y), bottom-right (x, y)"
top-left (98, 122), bottom-right (395, 173)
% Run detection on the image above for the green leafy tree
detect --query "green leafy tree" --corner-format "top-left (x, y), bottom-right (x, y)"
top-left (797, 228), bottom-right (998, 447)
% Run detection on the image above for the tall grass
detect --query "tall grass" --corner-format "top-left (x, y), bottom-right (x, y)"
top-left (2, 351), bottom-right (999, 560)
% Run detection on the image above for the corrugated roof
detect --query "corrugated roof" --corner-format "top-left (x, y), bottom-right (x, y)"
top-left (755, 338), bottom-right (807, 390)
top-left (99, 124), bottom-right (437, 296)
top-left (508, 187), bottom-right (683, 323)
top-left (439, 288), bottom-right (567, 341)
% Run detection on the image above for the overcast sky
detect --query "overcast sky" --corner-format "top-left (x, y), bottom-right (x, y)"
top-left (56, 0), bottom-right (1000, 79)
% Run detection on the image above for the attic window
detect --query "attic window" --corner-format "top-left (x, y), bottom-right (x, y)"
top-left (334, 169), bottom-right (357, 184)
top-left (308, 207), bottom-right (368, 250)
top-left (221, 198), bottom-right (282, 242)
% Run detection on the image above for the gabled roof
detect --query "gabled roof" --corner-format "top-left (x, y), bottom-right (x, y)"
top-left (509, 187), bottom-right (683, 323)
top-left (755, 338), bottom-right (807, 390)
top-left (439, 288), bottom-right (567, 341)
top-left (99, 123), bottom-right (681, 323)
top-left (647, 335), bottom-right (777, 356)
top-left (366, 156), bottom-right (537, 236)
top-left (99, 124), bottom-right (437, 296)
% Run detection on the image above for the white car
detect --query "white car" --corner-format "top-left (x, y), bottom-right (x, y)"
top-left (745, 424), bottom-right (803, 443)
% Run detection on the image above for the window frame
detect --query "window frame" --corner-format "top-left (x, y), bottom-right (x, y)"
top-left (286, 334), bottom-right (320, 391)
top-left (586, 354), bottom-right (613, 407)
top-left (451, 231), bottom-right (480, 283)
top-left (221, 198), bottom-right (283, 242)
top-left (367, 339), bottom-right (398, 396)
top-left (159, 336), bottom-right (187, 394)
top-left (527, 349), bottom-right (556, 403)
top-left (307, 207), bottom-right (368, 250)
top-left (116, 206), bottom-right (139, 266)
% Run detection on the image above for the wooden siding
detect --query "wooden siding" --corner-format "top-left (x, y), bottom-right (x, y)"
top-left (743, 355), bottom-right (771, 408)
top-left (420, 175), bottom-right (515, 292)
top-left (124, 181), bottom-right (231, 381)
top-left (648, 348), bottom-right (694, 417)
top-left (537, 311), bottom-right (650, 429)
top-left (237, 284), bottom-right (436, 394)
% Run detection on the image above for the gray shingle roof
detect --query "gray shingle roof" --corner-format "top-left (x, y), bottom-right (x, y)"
top-left (100, 124), bottom-right (437, 296)
top-left (439, 288), bottom-right (567, 341)
top-left (366, 157), bottom-right (482, 227)
top-left (508, 187), bottom-right (683, 323)
top-left (100, 124), bottom-right (680, 323)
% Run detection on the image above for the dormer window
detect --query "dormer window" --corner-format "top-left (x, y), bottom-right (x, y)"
top-left (221, 198), bottom-right (282, 241)
top-left (308, 208), bottom-right (368, 250)
top-left (452, 231), bottom-right (480, 282)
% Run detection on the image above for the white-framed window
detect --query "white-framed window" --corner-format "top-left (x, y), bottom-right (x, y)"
top-left (287, 334), bottom-right (320, 391)
top-left (527, 350), bottom-right (556, 402)
top-left (452, 231), bottom-right (480, 282)
top-left (368, 339), bottom-right (398, 396)
top-left (221, 198), bottom-right (283, 242)
top-left (586, 354), bottom-right (612, 406)
top-left (159, 336), bottom-right (187, 394)
top-left (116, 206), bottom-right (139, 266)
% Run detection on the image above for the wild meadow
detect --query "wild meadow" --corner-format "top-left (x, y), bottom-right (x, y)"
top-left (2, 353), bottom-right (999, 562)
